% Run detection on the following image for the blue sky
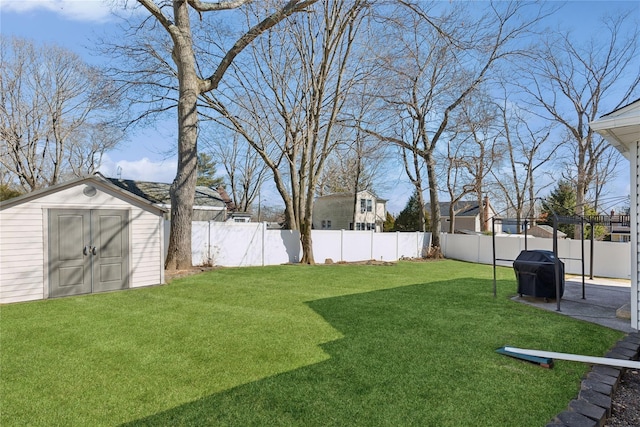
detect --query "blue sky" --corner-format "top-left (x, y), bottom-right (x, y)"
top-left (1, 0), bottom-right (638, 213)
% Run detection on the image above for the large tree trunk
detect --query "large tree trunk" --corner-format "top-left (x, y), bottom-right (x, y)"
top-left (300, 217), bottom-right (314, 264)
top-left (426, 151), bottom-right (443, 258)
top-left (574, 146), bottom-right (587, 239)
top-left (165, 1), bottom-right (198, 271)
top-left (299, 176), bottom-right (315, 264)
top-left (449, 204), bottom-right (456, 234)
top-left (416, 187), bottom-right (427, 232)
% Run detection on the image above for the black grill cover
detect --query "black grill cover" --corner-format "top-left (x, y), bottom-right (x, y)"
top-left (513, 250), bottom-right (564, 299)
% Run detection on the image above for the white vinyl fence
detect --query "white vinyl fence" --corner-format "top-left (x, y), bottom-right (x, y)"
top-left (164, 221), bottom-right (431, 267)
top-left (163, 221), bottom-right (630, 279)
top-left (441, 233), bottom-right (630, 280)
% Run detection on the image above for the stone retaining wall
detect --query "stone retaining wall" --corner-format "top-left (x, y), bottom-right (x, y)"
top-left (546, 332), bottom-right (640, 427)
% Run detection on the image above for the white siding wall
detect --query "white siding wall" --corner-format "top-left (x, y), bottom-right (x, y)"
top-left (313, 191), bottom-right (384, 231)
top-left (0, 202), bottom-right (45, 303)
top-left (632, 140), bottom-right (639, 330)
top-left (0, 183), bottom-right (164, 303)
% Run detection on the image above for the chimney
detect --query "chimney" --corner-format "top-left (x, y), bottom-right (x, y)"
top-left (217, 185), bottom-right (236, 211)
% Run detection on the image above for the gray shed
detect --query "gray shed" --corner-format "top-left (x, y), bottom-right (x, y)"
top-left (0, 175), bottom-right (166, 303)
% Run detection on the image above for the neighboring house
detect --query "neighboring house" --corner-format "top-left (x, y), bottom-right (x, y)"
top-left (590, 98), bottom-right (640, 331)
top-left (527, 225), bottom-right (567, 239)
top-left (428, 197), bottom-right (500, 233)
top-left (107, 176), bottom-right (237, 221)
top-left (607, 211), bottom-right (631, 243)
top-left (0, 174), bottom-right (166, 303)
top-left (313, 190), bottom-right (387, 232)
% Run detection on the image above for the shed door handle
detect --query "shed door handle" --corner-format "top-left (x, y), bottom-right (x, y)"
top-left (83, 246), bottom-right (89, 256)
top-left (91, 246), bottom-right (97, 256)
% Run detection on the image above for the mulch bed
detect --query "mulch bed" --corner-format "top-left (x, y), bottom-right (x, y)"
top-left (607, 368), bottom-right (640, 426)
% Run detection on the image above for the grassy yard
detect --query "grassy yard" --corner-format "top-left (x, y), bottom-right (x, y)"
top-left (0, 260), bottom-right (623, 426)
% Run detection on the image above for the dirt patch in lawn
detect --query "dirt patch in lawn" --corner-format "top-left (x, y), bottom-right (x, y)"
top-left (165, 266), bottom-right (217, 282)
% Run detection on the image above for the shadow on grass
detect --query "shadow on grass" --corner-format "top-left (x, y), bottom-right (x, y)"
top-left (121, 278), bottom-right (620, 427)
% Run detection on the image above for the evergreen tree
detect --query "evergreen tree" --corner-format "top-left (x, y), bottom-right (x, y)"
top-left (383, 212), bottom-right (395, 232)
top-left (196, 153), bottom-right (224, 188)
top-left (540, 180), bottom-right (576, 237)
top-left (395, 191), bottom-right (429, 231)
top-left (0, 184), bottom-right (21, 201)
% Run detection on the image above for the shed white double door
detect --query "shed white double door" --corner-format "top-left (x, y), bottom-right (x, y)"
top-left (48, 209), bottom-right (129, 298)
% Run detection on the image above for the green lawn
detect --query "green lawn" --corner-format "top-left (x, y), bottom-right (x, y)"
top-left (0, 260), bottom-right (623, 426)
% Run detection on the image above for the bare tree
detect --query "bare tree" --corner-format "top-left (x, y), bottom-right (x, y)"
top-left (0, 36), bottom-right (123, 192)
top-left (590, 148), bottom-right (624, 214)
top-left (441, 135), bottom-right (474, 234)
top-left (202, 0), bottom-right (368, 264)
top-left (362, 1), bottom-right (549, 255)
top-left (125, 0), bottom-right (316, 270)
top-left (398, 124), bottom-right (428, 232)
top-left (520, 11), bottom-right (639, 237)
top-left (492, 97), bottom-right (559, 232)
top-left (201, 130), bottom-right (269, 213)
top-left (450, 93), bottom-right (503, 232)
top-left (316, 153), bottom-right (374, 196)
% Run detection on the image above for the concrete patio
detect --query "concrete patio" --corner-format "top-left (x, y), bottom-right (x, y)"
top-left (514, 276), bottom-right (635, 333)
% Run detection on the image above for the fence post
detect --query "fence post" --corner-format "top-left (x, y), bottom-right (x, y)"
top-left (371, 229), bottom-right (375, 260)
top-left (208, 221), bottom-right (212, 265)
top-left (262, 222), bottom-right (266, 266)
top-left (340, 229), bottom-right (344, 262)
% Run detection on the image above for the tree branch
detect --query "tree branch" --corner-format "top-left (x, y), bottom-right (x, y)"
top-left (200, 0), bottom-right (318, 92)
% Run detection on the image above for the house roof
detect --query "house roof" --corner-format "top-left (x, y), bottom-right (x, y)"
top-left (427, 201), bottom-right (483, 217)
top-left (106, 177), bottom-right (231, 209)
top-left (316, 189), bottom-right (382, 200)
top-left (0, 173), bottom-right (166, 215)
top-left (590, 98), bottom-right (640, 159)
top-left (529, 224), bottom-right (567, 238)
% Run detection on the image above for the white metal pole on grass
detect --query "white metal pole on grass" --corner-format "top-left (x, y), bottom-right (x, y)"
top-left (504, 347), bottom-right (640, 369)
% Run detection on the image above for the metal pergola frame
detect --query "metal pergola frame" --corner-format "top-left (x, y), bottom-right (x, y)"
top-left (491, 209), bottom-right (591, 312)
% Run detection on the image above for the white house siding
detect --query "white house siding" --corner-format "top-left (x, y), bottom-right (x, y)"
top-left (313, 191), bottom-right (385, 231)
top-left (0, 182), bottom-right (164, 304)
top-left (632, 140), bottom-right (639, 330)
top-left (590, 100), bottom-right (640, 331)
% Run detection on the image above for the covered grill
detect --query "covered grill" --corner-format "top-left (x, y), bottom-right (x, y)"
top-left (513, 250), bottom-right (564, 299)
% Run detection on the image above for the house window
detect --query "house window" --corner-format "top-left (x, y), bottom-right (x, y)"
top-left (354, 222), bottom-right (373, 231)
top-left (321, 220), bottom-right (326, 229)
top-left (367, 199), bottom-right (372, 212)
top-left (326, 220), bottom-right (331, 229)
top-left (360, 199), bottom-right (373, 213)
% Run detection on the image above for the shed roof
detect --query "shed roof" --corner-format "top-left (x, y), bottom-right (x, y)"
top-left (106, 178), bottom-right (230, 209)
top-left (0, 174), bottom-right (166, 215)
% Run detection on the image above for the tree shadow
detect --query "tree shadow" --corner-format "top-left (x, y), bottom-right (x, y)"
top-left (120, 278), bottom-right (613, 426)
